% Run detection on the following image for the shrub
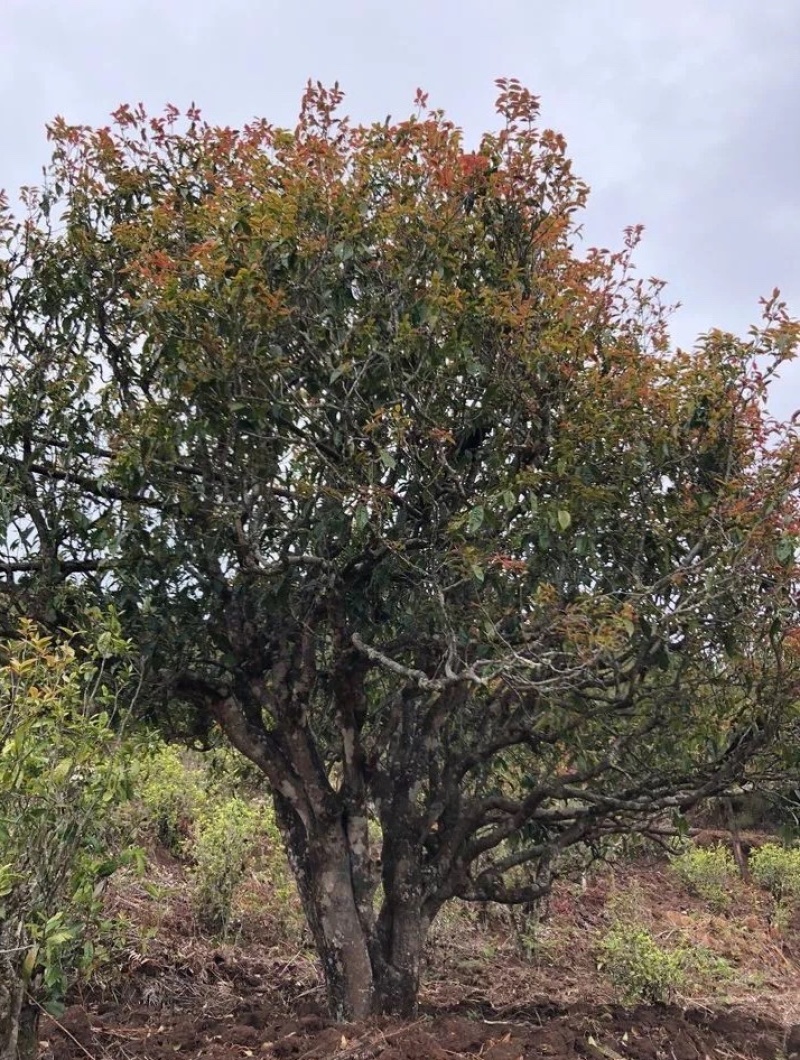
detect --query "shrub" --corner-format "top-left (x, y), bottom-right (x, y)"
top-left (192, 798), bottom-right (260, 934)
top-left (683, 945), bottom-right (734, 986)
top-left (135, 740), bottom-right (300, 938)
top-left (139, 744), bottom-right (207, 853)
top-left (671, 844), bottom-right (736, 909)
top-left (0, 616), bottom-right (138, 1059)
top-left (203, 743), bottom-right (265, 796)
top-left (749, 843), bottom-right (800, 901)
top-left (598, 925), bottom-right (685, 1005)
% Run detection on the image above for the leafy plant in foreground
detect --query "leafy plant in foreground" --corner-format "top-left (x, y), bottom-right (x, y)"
top-left (0, 616), bottom-right (138, 1060)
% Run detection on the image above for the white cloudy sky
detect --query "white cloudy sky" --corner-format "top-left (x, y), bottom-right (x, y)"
top-left (2, 0), bottom-right (799, 417)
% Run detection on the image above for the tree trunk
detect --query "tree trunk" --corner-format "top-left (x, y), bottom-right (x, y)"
top-left (724, 796), bottom-right (750, 882)
top-left (273, 794), bottom-right (432, 1020)
top-left (0, 974), bottom-right (38, 1060)
top-left (369, 808), bottom-right (436, 1017)
top-left (273, 794), bottom-right (375, 1020)
top-left (371, 902), bottom-right (430, 1017)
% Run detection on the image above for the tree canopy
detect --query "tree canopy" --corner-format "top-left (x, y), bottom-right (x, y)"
top-left (0, 80), bottom-right (799, 1018)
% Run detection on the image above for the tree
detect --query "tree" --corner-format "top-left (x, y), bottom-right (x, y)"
top-left (0, 80), bottom-right (798, 1019)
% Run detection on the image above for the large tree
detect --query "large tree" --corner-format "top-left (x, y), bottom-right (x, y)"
top-left (0, 81), bottom-right (798, 1018)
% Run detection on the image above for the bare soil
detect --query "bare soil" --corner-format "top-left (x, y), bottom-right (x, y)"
top-left (37, 842), bottom-right (800, 1060)
top-left (41, 997), bottom-right (793, 1060)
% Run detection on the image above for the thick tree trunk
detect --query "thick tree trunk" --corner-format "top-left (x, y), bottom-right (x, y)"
top-left (371, 903), bottom-right (430, 1017)
top-left (273, 794), bottom-right (432, 1020)
top-left (369, 806), bottom-right (436, 1017)
top-left (273, 794), bottom-right (375, 1019)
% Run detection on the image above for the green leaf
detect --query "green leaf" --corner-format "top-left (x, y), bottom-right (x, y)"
top-left (467, 505), bottom-right (485, 534)
top-left (379, 448), bottom-right (396, 470)
top-left (52, 758), bottom-right (73, 783)
top-left (21, 946), bottom-right (39, 983)
top-left (776, 537), bottom-right (795, 565)
top-left (46, 929), bottom-right (75, 947)
top-left (557, 509), bottom-right (572, 531)
top-left (353, 505), bottom-right (369, 532)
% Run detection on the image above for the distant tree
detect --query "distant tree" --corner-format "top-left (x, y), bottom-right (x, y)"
top-left (0, 81), bottom-right (798, 1019)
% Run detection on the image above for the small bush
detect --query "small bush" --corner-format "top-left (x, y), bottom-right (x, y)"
top-left (0, 616), bottom-right (139, 1054)
top-left (671, 844), bottom-right (736, 909)
top-left (139, 745), bottom-right (207, 853)
top-left (684, 944), bottom-right (734, 985)
top-left (749, 843), bottom-right (800, 901)
top-left (203, 744), bottom-right (265, 796)
top-left (598, 925), bottom-right (685, 1005)
top-left (192, 797), bottom-right (260, 934)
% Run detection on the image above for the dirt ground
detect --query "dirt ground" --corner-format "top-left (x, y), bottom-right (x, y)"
top-left (40, 995), bottom-right (794, 1060)
top-left (36, 845), bottom-right (800, 1060)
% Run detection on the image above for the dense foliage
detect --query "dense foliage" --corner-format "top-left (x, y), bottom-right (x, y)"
top-left (0, 81), bottom-right (798, 1017)
top-left (0, 618), bottom-right (136, 1060)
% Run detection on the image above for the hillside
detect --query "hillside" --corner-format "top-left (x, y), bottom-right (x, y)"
top-left (37, 826), bottom-right (800, 1060)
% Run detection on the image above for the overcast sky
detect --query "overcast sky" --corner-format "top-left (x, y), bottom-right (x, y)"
top-left (3, 0), bottom-right (798, 418)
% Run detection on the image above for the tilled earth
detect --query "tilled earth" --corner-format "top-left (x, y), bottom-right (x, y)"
top-left (36, 849), bottom-right (800, 1060)
top-left (41, 994), bottom-right (792, 1060)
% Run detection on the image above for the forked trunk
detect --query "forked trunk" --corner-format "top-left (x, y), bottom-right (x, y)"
top-left (274, 796), bottom-right (430, 1019)
top-left (274, 797), bottom-right (373, 1018)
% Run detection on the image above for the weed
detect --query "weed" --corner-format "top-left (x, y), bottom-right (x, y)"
top-left (598, 924), bottom-right (685, 1005)
top-left (671, 844), bottom-right (736, 910)
top-left (192, 797), bottom-right (260, 935)
top-left (749, 843), bottom-right (800, 902)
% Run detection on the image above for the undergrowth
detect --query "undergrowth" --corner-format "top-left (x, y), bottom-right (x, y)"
top-left (670, 844), bottom-right (737, 910)
top-left (749, 843), bottom-right (800, 902)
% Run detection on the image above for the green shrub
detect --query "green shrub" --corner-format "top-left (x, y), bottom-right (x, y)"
top-left (135, 741), bottom-right (300, 937)
top-left (749, 843), bottom-right (800, 901)
top-left (203, 743), bottom-right (265, 796)
top-left (139, 744), bottom-right (207, 853)
top-left (671, 844), bottom-right (736, 909)
top-left (192, 797), bottom-right (260, 934)
top-left (683, 944), bottom-right (734, 985)
top-left (0, 616), bottom-right (138, 1058)
top-left (598, 925), bottom-right (685, 1005)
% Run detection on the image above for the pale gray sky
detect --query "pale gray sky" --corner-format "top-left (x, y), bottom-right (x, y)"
top-left (3, 0), bottom-right (798, 417)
